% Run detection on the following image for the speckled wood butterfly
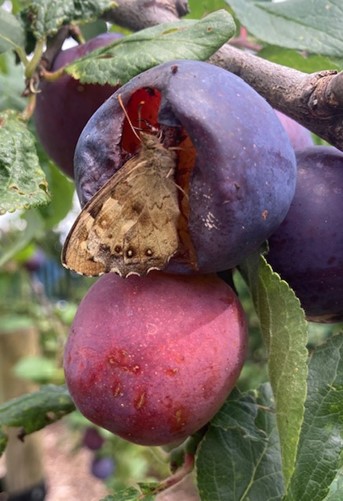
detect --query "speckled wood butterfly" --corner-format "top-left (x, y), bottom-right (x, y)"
top-left (62, 131), bottom-right (181, 277)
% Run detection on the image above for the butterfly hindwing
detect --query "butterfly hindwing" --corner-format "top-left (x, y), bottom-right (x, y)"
top-left (62, 134), bottom-right (181, 277)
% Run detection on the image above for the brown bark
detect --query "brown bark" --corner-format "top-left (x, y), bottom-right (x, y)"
top-left (40, 1), bottom-right (343, 150)
top-left (102, 2), bottom-right (343, 151)
top-left (210, 44), bottom-right (343, 151)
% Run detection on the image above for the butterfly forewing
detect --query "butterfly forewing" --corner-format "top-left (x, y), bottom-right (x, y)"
top-left (62, 135), bottom-right (181, 277)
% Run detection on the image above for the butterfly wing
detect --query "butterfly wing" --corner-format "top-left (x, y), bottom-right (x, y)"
top-left (62, 137), bottom-right (181, 277)
top-left (61, 157), bottom-right (146, 276)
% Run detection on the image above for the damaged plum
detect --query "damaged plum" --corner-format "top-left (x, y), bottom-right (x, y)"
top-left (73, 60), bottom-right (297, 274)
top-left (64, 272), bottom-right (247, 446)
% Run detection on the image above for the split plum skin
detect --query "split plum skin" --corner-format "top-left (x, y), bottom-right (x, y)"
top-left (74, 59), bottom-right (297, 274)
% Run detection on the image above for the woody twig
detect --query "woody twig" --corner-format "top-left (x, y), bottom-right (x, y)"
top-left (210, 44), bottom-right (343, 151)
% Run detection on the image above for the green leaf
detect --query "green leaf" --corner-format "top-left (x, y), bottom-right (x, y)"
top-left (196, 385), bottom-right (284, 500)
top-left (0, 428), bottom-right (7, 455)
top-left (240, 255), bottom-right (309, 489)
top-left (37, 160), bottom-right (75, 230)
top-left (20, 0), bottom-right (116, 40)
top-left (226, 0), bottom-right (343, 57)
top-left (100, 485), bottom-right (157, 501)
top-left (0, 111), bottom-right (50, 214)
top-left (80, 19), bottom-right (108, 41)
top-left (259, 46), bottom-right (340, 73)
top-left (0, 52), bottom-right (26, 112)
top-left (65, 10), bottom-right (236, 85)
top-left (285, 333), bottom-right (343, 501)
top-left (0, 8), bottom-right (26, 53)
top-left (0, 384), bottom-right (75, 456)
top-left (0, 210), bottom-right (45, 268)
top-left (14, 356), bottom-right (62, 384)
top-left (0, 314), bottom-right (35, 333)
top-left (9, 1), bottom-right (23, 15)
top-left (325, 468), bottom-right (343, 501)
top-left (186, 0), bottom-right (231, 18)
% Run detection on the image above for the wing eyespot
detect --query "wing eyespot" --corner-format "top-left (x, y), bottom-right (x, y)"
top-left (126, 248), bottom-right (135, 258)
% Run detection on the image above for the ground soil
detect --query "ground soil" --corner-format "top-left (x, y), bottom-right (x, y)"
top-left (0, 422), bottom-right (109, 501)
top-left (0, 423), bottom-right (200, 501)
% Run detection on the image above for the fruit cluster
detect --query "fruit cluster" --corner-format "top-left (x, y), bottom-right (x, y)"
top-left (82, 427), bottom-right (115, 481)
top-left (34, 34), bottom-right (342, 447)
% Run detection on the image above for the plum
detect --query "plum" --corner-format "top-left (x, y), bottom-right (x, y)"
top-left (73, 60), bottom-right (296, 274)
top-left (275, 110), bottom-right (313, 151)
top-left (64, 272), bottom-right (247, 446)
top-left (91, 456), bottom-right (115, 479)
top-left (34, 32), bottom-right (121, 177)
top-left (82, 427), bottom-right (105, 451)
top-left (24, 248), bottom-right (46, 273)
top-left (267, 146), bottom-right (343, 323)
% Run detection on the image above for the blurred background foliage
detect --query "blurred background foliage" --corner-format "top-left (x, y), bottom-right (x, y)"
top-left (0, 0), bottom-right (342, 492)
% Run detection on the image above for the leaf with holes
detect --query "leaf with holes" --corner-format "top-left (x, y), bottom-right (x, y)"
top-left (0, 111), bottom-right (50, 214)
top-left (20, 0), bottom-right (115, 40)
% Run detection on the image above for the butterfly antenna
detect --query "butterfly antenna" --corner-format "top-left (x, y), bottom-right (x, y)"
top-left (175, 181), bottom-right (189, 200)
top-left (137, 100), bottom-right (145, 130)
top-left (137, 101), bottom-right (160, 135)
top-left (117, 94), bottom-right (141, 141)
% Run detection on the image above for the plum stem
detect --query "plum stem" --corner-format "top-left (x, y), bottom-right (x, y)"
top-left (14, 46), bottom-right (29, 68)
top-left (25, 38), bottom-right (46, 79)
top-left (156, 452), bottom-right (195, 494)
top-left (37, 24), bottom-right (84, 84)
top-left (39, 25), bottom-right (71, 73)
top-left (155, 430), bottom-right (206, 489)
top-left (21, 92), bottom-right (37, 122)
top-left (39, 66), bottom-right (65, 83)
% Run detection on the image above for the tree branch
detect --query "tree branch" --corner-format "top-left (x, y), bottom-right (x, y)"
top-left (210, 44), bottom-right (343, 151)
top-left (38, 1), bottom-right (343, 151)
top-left (106, 2), bottom-right (343, 151)
top-left (40, 26), bottom-right (73, 71)
top-left (103, 0), bottom-right (189, 31)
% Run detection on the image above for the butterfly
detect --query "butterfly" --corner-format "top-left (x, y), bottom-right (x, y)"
top-left (61, 132), bottom-right (181, 277)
